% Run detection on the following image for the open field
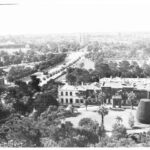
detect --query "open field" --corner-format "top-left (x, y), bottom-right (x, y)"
top-left (65, 105), bottom-right (150, 134)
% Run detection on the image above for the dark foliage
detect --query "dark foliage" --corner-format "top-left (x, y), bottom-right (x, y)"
top-left (136, 99), bottom-right (150, 124)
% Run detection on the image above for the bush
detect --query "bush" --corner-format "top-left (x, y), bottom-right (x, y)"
top-left (112, 123), bottom-right (127, 140)
top-left (128, 112), bottom-right (135, 128)
top-left (136, 99), bottom-right (150, 124)
top-left (0, 105), bottom-right (11, 122)
top-left (41, 138), bottom-right (59, 147)
top-left (111, 138), bottom-right (136, 147)
top-left (78, 118), bottom-right (99, 134)
top-left (79, 118), bottom-right (97, 127)
top-left (96, 136), bottom-right (135, 147)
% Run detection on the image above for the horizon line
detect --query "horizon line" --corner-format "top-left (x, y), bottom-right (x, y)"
top-left (1, 31), bottom-right (150, 36)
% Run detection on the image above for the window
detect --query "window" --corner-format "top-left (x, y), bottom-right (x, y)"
top-left (70, 99), bottom-right (73, 104)
top-left (70, 92), bottom-right (72, 96)
top-left (66, 99), bottom-right (68, 103)
top-left (61, 92), bottom-right (63, 96)
top-left (80, 99), bottom-right (83, 103)
top-left (76, 99), bottom-right (79, 103)
top-left (66, 92), bottom-right (68, 96)
top-left (61, 98), bottom-right (64, 103)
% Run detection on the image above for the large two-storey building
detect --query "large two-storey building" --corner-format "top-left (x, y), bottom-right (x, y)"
top-left (58, 83), bottom-right (100, 105)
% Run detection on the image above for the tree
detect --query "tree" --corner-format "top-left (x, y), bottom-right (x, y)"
top-left (79, 62), bottom-right (84, 68)
top-left (0, 69), bottom-right (5, 76)
top-left (128, 112), bottom-right (135, 128)
top-left (66, 73), bottom-right (77, 85)
top-left (98, 91), bottom-right (106, 105)
top-left (98, 106), bottom-right (108, 127)
top-left (49, 121), bottom-right (99, 147)
top-left (108, 61), bottom-right (118, 77)
top-left (41, 138), bottom-right (60, 147)
top-left (95, 63), bottom-right (111, 78)
top-left (7, 66), bottom-right (36, 82)
top-left (143, 63), bottom-right (150, 77)
top-left (66, 68), bottom-right (91, 85)
top-left (85, 96), bottom-right (91, 111)
top-left (90, 70), bottom-right (99, 82)
top-left (3, 82), bottom-right (34, 115)
top-left (76, 90), bottom-right (88, 110)
top-left (42, 80), bottom-right (64, 99)
top-left (0, 115), bottom-right (42, 147)
top-left (78, 118), bottom-right (99, 134)
top-left (33, 92), bottom-right (59, 116)
top-left (28, 75), bottom-right (41, 93)
top-left (115, 116), bottom-right (123, 125)
top-left (132, 65), bottom-right (144, 78)
top-left (127, 91), bottom-right (136, 109)
top-left (15, 80), bottom-right (32, 97)
top-left (0, 104), bottom-right (11, 122)
top-left (119, 61), bottom-right (130, 77)
top-left (36, 53), bottom-right (67, 70)
top-left (37, 106), bottom-right (100, 147)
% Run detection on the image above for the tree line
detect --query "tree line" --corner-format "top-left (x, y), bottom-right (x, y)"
top-left (7, 53), bottom-right (66, 82)
top-left (95, 60), bottom-right (150, 78)
top-left (66, 60), bottom-right (150, 86)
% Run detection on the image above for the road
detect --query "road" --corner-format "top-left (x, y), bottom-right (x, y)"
top-left (22, 47), bottom-right (87, 86)
top-left (55, 47), bottom-right (95, 82)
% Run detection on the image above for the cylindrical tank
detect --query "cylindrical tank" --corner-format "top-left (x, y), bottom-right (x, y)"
top-left (136, 99), bottom-right (150, 124)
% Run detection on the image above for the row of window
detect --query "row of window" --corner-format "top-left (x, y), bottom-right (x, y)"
top-left (61, 98), bottom-right (83, 104)
top-left (61, 91), bottom-right (72, 96)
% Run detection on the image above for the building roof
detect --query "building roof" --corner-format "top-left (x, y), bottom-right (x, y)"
top-left (100, 77), bottom-right (150, 91)
top-left (64, 85), bottom-right (84, 91)
top-left (32, 72), bottom-right (43, 76)
top-left (59, 83), bottom-right (100, 91)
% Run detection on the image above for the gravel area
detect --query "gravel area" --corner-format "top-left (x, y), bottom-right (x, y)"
top-left (65, 105), bottom-right (150, 133)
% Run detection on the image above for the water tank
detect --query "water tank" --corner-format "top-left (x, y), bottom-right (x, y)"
top-left (136, 99), bottom-right (150, 124)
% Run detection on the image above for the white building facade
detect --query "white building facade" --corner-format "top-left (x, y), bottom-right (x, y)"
top-left (58, 83), bottom-right (100, 105)
top-left (58, 85), bottom-right (85, 104)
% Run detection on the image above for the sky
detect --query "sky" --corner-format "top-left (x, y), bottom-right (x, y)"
top-left (0, 0), bottom-right (150, 35)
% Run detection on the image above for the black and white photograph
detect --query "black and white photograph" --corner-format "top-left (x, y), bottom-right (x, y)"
top-left (1, 0), bottom-right (150, 147)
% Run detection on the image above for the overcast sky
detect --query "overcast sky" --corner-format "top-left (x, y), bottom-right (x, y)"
top-left (0, 0), bottom-right (150, 35)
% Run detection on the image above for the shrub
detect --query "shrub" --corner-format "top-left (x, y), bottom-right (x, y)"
top-left (41, 138), bottom-right (59, 147)
top-left (115, 116), bottom-right (123, 124)
top-left (78, 118), bottom-right (99, 134)
top-left (112, 138), bottom-right (136, 147)
top-left (128, 112), bottom-right (135, 128)
top-left (112, 123), bottom-right (127, 140)
top-left (96, 136), bottom-right (135, 147)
